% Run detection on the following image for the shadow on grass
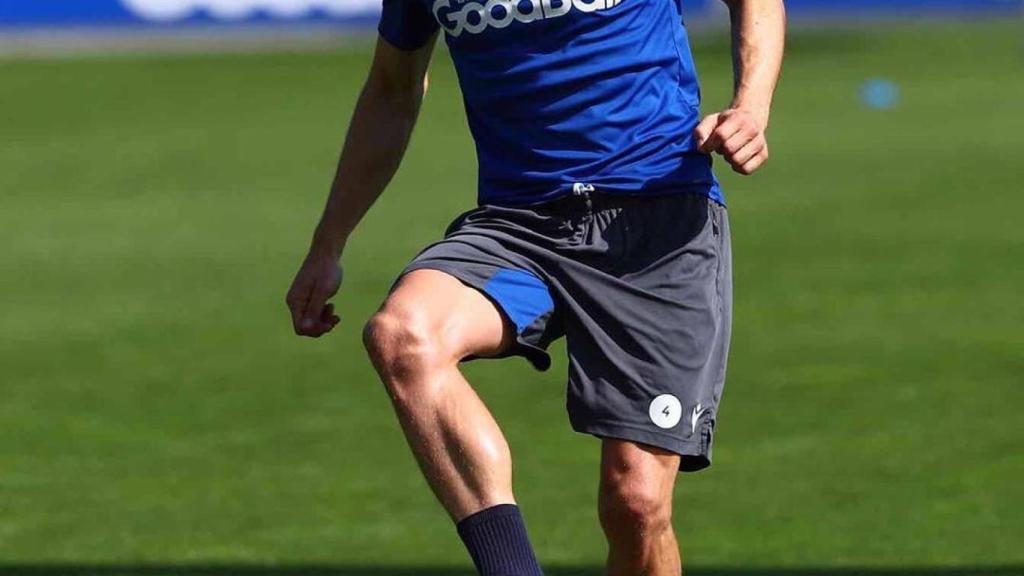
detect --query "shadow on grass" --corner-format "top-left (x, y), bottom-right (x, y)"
top-left (0, 566), bottom-right (1022, 576)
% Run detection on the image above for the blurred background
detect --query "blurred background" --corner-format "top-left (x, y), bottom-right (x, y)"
top-left (1, 0), bottom-right (1022, 574)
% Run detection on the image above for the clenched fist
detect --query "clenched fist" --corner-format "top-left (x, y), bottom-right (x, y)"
top-left (695, 108), bottom-right (770, 175)
top-left (286, 252), bottom-right (343, 338)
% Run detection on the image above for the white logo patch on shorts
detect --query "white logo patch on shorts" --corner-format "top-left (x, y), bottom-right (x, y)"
top-left (691, 403), bottom-right (707, 434)
top-left (649, 394), bottom-right (682, 429)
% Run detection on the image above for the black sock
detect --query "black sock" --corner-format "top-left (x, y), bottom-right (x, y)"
top-left (456, 504), bottom-right (544, 576)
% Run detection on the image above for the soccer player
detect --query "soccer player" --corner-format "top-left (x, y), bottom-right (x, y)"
top-left (286, 0), bottom-right (784, 572)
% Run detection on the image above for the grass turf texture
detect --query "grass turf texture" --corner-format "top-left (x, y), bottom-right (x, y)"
top-left (1, 20), bottom-right (1022, 574)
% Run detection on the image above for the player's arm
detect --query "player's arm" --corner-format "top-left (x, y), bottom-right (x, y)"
top-left (286, 35), bottom-right (438, 338)
top-left (695, 0), bottom-right (785, 175)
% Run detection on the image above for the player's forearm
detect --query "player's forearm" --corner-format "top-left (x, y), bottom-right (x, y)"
top-left (723, 0), bottom-right (785, 128)
top-left (310, 78), bottom-right (424, 259)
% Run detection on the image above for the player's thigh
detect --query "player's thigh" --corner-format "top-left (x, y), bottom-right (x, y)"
top-left (599, 439), bottom-right (680, 516)
top-left (379, 268), bottom-right (515, 360)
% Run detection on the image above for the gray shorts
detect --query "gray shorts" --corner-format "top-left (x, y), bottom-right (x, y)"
top-left (400, 191), bottom-right (732, 472)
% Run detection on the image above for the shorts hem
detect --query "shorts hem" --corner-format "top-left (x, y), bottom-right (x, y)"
top-left (571, 419), bottom-right (712, 473)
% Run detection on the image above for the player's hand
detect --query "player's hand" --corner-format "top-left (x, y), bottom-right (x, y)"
top-left (695, 108), bottom-right (770, 175)
top-left (286, 251), bottom-right (343, 338)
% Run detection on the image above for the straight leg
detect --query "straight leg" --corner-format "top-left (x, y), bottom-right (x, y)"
top-left (599, 439), bottom-right (683, 576)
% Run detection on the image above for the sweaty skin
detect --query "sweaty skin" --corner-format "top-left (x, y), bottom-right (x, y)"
top-left (286, 1), bottom-right (784, 574)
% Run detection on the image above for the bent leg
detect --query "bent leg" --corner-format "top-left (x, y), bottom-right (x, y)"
top-left (363, 268), bottom-right (517, 521)
top-left (599, 439), bottom-right (682, 576)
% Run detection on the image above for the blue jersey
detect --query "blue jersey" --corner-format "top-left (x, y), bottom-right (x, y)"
top-left (379, 0), bottom-right (721, 206)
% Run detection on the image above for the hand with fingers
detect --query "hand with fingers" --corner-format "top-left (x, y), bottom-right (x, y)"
top-left (695, 108), bottom-right (770, 176)
top-left (286, 252), bottom-right (343, 338)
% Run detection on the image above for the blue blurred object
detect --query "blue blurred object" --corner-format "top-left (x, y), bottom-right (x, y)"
top-left (861, 78), bottom-right (901, 110)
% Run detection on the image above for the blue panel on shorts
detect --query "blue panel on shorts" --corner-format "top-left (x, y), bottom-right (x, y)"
top-left (483, 269), bottom-right (554, 335)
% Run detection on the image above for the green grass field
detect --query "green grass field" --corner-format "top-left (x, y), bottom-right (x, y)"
top-left (1, 19), bottom-right (1022, 575)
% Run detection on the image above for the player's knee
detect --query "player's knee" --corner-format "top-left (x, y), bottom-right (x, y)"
top-left (363, 305), bottom-right (446, 384)
top-left (599, 475), bottom-right (672, 540)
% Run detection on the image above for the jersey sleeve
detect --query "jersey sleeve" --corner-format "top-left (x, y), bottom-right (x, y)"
top-left (378, 0), bottom-right (440, 51)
